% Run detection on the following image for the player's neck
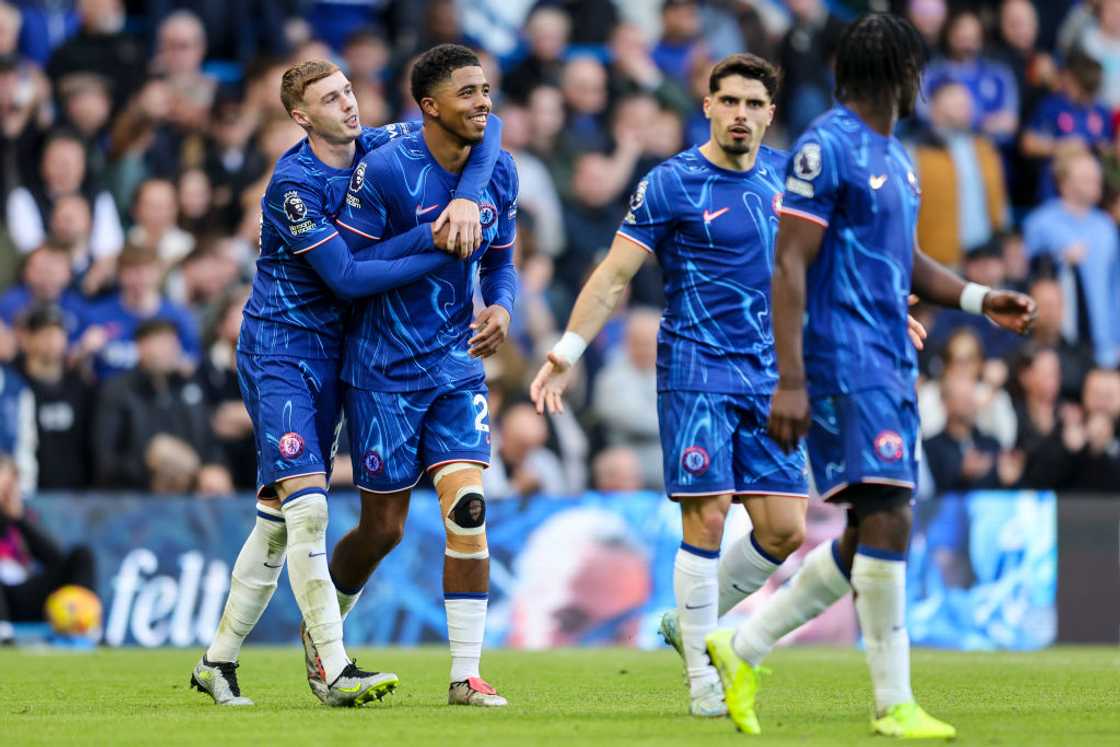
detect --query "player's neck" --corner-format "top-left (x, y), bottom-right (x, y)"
top-left (698, 140), bottom-right (757, 172)
top-left (843, 98), bottom-right (896, 137)
top-left (422, 123), bottom-right (471, 174)
top-left (307, 132), bottom-right (356, 170)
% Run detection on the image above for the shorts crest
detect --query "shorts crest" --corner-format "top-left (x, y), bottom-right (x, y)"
top-left (873, 430), bottom-right (904, 462)
top-left (362, 449), bottom-right (384, 476)
top-left (278, 432), bottom-right (305, 459)
top-left (681, 445), bottom-right (711, 476)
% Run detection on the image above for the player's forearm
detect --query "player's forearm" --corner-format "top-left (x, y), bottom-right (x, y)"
top-left (351, 224), bottom-right (436, 262)
top-left (565, 257), bottom-right (634, 342)
top-left (911, 247), bottom-right (968, 309)
top-left (771, 250), bottom-right (808, 387)
top-left (307, 232), bottom-right (451, 300)
top-left (457, 114), bottom-right (503, 202)
top-left (479, 246), bottom-right (517, 315)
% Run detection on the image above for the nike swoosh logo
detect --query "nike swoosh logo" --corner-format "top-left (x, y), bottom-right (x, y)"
top-left (336, 683), bottom-right (363, 693)
top-left (308, 551), bottom-right (326, 558)
top-left (684, 603), bottom-right (713, 610)
top-left (702, 207), bottom-right (730, 223)
top-left (415, 203), bottom-right (441, 216)
top-left (869, 174), bottom-right (887, 189)
top-left (263, 562), bottom-right (283, 568)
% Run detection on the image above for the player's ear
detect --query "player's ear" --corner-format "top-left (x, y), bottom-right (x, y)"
top-left (766, 103), bottom-right (775, 127)
top-left (289, 107), bottom-right (311, 130)
top-left (702, 96), bottom-right (711, 120)
top-left (420, 96), bottom-right (439, 119)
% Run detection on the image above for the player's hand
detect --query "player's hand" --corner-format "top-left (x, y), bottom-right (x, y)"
top-left (530, 353), bottom-right (575, 415)
top-left (434, 198), bottom-right (482, 259)
top-left (907, 314), bottom-right (927, 350)
top-left (468, 304), bottom-right (510, 358)
top-left (982, 289), bottom-right (1037, 335)
top-left (768, 384), bottom-right (810, 453)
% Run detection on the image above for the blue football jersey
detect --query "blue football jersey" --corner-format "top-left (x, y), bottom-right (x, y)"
top-left (239, 122), bottom-right (419, 360)
top-left (617, 145), bottom-right (788, 395)
top-left (780, 105), bottom-right (920, 397)
top-left (337, 132), bottom-right (519, 392)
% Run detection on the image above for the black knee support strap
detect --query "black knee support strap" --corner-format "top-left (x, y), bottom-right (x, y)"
top-left (449, 491), bottom-right (486, 529)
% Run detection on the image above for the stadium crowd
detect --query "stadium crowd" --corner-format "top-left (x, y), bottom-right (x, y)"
top-left (0, 0), bottom-right (1114, 503)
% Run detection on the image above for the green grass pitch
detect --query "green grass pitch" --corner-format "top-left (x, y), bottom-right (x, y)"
top-left (2, 646), bottom-right (1117, 745)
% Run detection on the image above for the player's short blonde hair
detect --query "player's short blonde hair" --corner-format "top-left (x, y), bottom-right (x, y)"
top-left (280, 59), bottom-right (340, 115)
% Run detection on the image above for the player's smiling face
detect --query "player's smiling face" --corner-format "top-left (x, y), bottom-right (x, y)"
top-left (704, 75), bottom-right (774, 157)
top-left (293, 70), bottom-right (361, 144)
top-left (425, 66), bottom-right (491, 145)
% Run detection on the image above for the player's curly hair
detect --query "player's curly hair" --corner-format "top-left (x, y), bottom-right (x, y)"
top-left (834, 13), bottom-right (926, 117)
top-left (708, 53), bottom-right (781, 101)
top-left (410, 44), bottom-right (481, 106)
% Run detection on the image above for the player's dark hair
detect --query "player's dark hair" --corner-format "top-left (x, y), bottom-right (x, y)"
top-left (834, 13), bottom-right (926, 116)
top-left (708, 53), bottom-right (781, 101)
top-left (410, 44), bottom-right (481, 106)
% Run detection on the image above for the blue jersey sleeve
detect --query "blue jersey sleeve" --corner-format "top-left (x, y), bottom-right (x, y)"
top-left (479, 160), bottom-right (519, 314)
top-left (780, 134), bottom-right (842, 229)
top-left (262, 177), bottom-right (338, 254)
top-left (456, 114), bottom-right (503, 203)
top-left (616, 165), bottom-right (675, 253)
top-left (358, 121), bottom-right (422, 151)
top-left (336, 156), bottom-right (390, 247)
top-left (304, 229), bottom-right (452, 301)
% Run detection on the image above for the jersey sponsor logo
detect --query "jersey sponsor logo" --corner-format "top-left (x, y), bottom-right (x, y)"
top-left (681, 446), bottom-right (711, 476)
top-left (785, 176), bottom-right (814, 198)
top-left (873, 430), bottom-right (904, 462)
top-left (629, 178), bottom-right (648, 211)
top-left (702, 207), bottom-right (730, 223)
top-left (289, 220), bottom-right (315, 236)
top-left (415, 203), bottom-right (441, 216)
top-left (362, 449), bottom-right (384, 476)
top-left (278, 432), bottom-right (305, 460)
top-left (349, 161), bottom-right (366, 193)
top-left (793, 143), bottom-right (822, 180)
top-left (869, 174), bottom-right (888, 190)
top-left (478, 201), bottom-right (498, 228)
top-left (346, 193), bottom-right (361, 209)
top-left (283, 190), bottom-right (307, 222)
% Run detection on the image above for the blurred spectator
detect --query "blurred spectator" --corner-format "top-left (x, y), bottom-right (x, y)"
top-left (45, 0), bottom-right (145, 113)
top-left (560, 56), bottom-right (612, 153)
top-left (558, 152), bottom-right (630, 303)
top-left (991, 0), bottom-right (1055, 129)
top-left (1009, 344), bottom-right (1077, 489)
top-left (57, 73), bottom-right (113, 182)
top-left (1025, 276), bottom-right (1095, 400)
top-left (607, 23), bottom-right (693, 117)
top-left (92, 318), bottom-right (230, 494)
top-left (921, 9), bottom-right (1019, 144)
top-left (906, 0), bottom-right (947, 52)
top-left (0, 244), bottom-right (86, 338)
top-left (150, 11), bottom-right (216, 135)
top-left (1023, 148), bottom-right (1120, 368)
top-left (167, 238), bottom-right (241, 323)
top-left (1078, 0), bottom-right (1120, 109)
top-left (919, 327), bottom-right (1018, 448)
top-left (923, 370), bottom-right (1017, 493)
top-left (1073, 368), bottom-right (1120, 491)
top-left (5, 130), bottom-right (123, 258)
top-left (1021, 52), bottom-right (1111, 200)
top-left (777, 0), bottom-right (846, 137)
top-left (913, 80), bottom-right (1009, 267)
top-left (592, 307), bottom-right (661, 489)
top-left (127, 178), bottom-right (194, 266)
top-left (146, 0), bottom-right (290, 66)
top-left (499, 103), bottom-right (565, 257)
top-left (0, 53), bottom-right (50, 206)
top-left (0, 454), bottom-right (95, 645)
top-left (548, 0), bottom-right (619, 46)
top-left (196, 287), bottom-right (254, 490)
top-left (506, 6), bottom-right (569, 103)
top-left (591, 445), bottom-right (645, 492)
top-left (81, 246), bottom-right (200, 380)
top-left (652, 0), bottom-right (703, 86)
top-left (341, 28), bottom-right (390, 88)
top-left (202, 91), bottom-right (264, 232)
top-left (14, 305), bottom-right (94, 489)
top-left (485, 402), bottom-right (569, 500)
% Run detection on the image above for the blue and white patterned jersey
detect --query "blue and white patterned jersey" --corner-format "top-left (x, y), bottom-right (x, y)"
top-left (239, 123), bottom-right (418, 360)
top-left (337, 131), bottom-right (519, 392)
top-left (617, 144), bottom-right (788, 395)
top-left (780, 105), bottom-right (921, 397)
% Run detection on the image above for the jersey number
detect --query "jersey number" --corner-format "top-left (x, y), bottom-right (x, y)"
top-left (473, 394), bottom-right (490, 433)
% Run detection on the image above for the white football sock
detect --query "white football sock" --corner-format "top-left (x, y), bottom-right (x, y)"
top-left (733, 539), bottom-right (851, 666)
top-left (206, 503), bottom-right (287, 662)
top-left (282, 490), bottom-right (349, 683)
top-left (336, 587), bottom-right (363, 621)
top-left (674, 543), bottom-right (721, 695)
top-left (445, 594), bottom-right (487, 682)
top-left (851, 546), bottom-right (913, 712)
top-left (718, 531), bottom-right (782, 616)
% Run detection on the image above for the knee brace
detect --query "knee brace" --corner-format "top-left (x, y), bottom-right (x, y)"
top-left (432, 463), bottom-right (488, 560)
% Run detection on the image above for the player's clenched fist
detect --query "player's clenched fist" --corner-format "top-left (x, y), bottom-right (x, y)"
top-left (767, 384), bottom-right (811, 453)
top-left (982, 289), bottom-right (1037, 335)
top-left (529, 353), bottom-right (575, 415)
top-left (468, 304), bottom-right (510, 358)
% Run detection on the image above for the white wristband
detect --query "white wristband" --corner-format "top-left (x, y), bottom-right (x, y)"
top-left (960, 282), bottom-right (990, 315)
top-left (551, 331), bottom-right (588, 366)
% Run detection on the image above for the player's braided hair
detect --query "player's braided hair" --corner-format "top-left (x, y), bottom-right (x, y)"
top-left (834, 13), bottom-right (926, 117)
top-left (410, 44), bottom-right (481, 106)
